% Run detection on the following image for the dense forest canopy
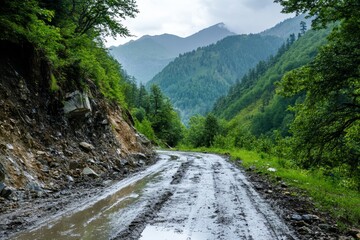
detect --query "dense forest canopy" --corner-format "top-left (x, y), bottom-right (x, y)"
top-left (0, 0), bottom-right (183, 147)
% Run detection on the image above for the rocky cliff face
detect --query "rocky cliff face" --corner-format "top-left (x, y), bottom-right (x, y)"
top-left (0, 40), bottom-right (154, 199)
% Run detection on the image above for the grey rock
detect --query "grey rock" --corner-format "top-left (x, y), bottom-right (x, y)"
top-left (66, 175), bottom-right (74, 182)
top-left (6, 144), bottom-right (14, 150)
top-left (291, 214), bottom-right (303, 221)
top-left (119, 159), bottom-right (129, 166)
top-left (64, 91), bottom-right (92, 118)
top-left (82, 167), bottom-right (99, 178)
top-left (137, 160), bottom-right (146, 167)
top-left (302, 214), bottom-right (320, 222)
top-left (318, 224), bottom-right (331, 230)
top-left (298, 226), bottom-right (312, 235)
top-left (79, 142), bottom-right (95, 151)
top-left (130, 153), bottom-right (147, 160)
top-left (26, 182), bottom-right (42, 192)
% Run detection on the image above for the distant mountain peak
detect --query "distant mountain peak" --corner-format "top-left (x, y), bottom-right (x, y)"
top-left (216, 22), bottom-right (226, 28)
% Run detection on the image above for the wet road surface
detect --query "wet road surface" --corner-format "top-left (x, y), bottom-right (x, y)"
top-left (11, 151), bottom-right (296, 240)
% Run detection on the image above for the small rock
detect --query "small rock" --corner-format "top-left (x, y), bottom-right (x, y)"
top-left (298, 226), bottom-right (312, 235)
top-left (36, 151), bottom-right (48, 156)
top-left (119, 159), bottom-right (129, 166)
top-left (116, 148), bottom-right (121, 155)
top-left (82, 167), bottom-right (99, 178)
top-left (101, 119), bottom-right (108, 125)
top-left (319, 224), bottom-right (331, 230)
top-left (6, 144), bottom-right (14, 150)
top-left (266, 189), bottom-right (273, 194)
top-left (291, 214), bottom-right (303, 221)
top-left (66, 175), bottom-right (74, 182)
top-left (26, 182), bottom-right (42, 192)
top-left (79, 142), bottom-right (95, 151)
top-left (87, 158), bottom-right (96, 164)
top-left (302, 214), bottom-right (320, 222)
top-left (137, 160), bottom-right (146, 167)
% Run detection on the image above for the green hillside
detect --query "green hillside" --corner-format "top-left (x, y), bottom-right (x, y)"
top-left (148, 34), bottom-right (284, 123)
top-left (213, 27), bottom-right (331, 137)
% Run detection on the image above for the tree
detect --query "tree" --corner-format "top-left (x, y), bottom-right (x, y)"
top-left (300, 21), bottom-right (307, 35)
top-left (40, 0), bottom-right (138, 37)
top-left (203, 114), bottom-right (220, 147)
top-left (149, 84), bottom-right (163, 116)
top-left (276, 0), bottom-right (360, 178)
top-left (274, 0), bottom-right (360, 28)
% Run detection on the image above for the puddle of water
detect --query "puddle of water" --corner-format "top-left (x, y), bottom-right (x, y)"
top-left (12, 174), bottom-right (158, 240)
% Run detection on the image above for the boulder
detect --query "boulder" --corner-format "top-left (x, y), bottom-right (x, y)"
top-left (64, 91), bottom-right (92, 118)
top-left (82, 167), bottom-right (99, 178)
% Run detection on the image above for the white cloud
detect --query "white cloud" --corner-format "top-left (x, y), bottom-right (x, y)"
top-left (104, 0), bottom-right (293, 47)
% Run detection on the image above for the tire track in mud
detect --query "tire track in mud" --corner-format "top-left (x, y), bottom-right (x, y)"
top-left (112, 158), bottom-right (191, 240)
top-left (112, 190), bottom-right (173, 240)
top-left (211, 160), bottom-right (296, 240)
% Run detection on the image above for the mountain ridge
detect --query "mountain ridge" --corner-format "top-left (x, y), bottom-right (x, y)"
top-left (110, 23), bottom-right (236, 83)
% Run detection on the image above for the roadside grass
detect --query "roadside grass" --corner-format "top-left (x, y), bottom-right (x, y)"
top-left (176, 146), bottom-right (360, 230)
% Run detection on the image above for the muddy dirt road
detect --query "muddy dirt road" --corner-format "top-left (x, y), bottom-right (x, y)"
top-left (10, 151), bottom-right (296, 240)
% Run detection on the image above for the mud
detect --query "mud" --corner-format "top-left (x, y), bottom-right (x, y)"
top-left (1, 151), bottom-right (356, 240)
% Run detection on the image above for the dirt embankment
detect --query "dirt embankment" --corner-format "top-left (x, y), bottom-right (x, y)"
top-left (0, 40), bottom-right (154, 224)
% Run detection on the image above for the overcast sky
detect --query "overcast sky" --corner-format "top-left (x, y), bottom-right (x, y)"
top-left (104, 0), bottom-right (294, 47)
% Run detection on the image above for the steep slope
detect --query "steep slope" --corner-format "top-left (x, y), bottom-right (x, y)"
top-left (110, 23), bottom-right (236, 83)
top-left (148, 34), bottom-right (284, 123)
top-left (212, 27), bottom-right (332, 136)
top-left (0, 40), bottom-right (154, 195)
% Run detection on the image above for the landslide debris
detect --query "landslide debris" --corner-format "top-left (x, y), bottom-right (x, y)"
top-left (0, 40), bottom-right (155, 237)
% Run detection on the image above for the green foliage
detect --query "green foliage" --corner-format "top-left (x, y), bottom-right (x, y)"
top-left (275, 0), bottom-right (360, 183)
top-left (274, 0), bottom-right (359, 28)
top-left (183, 114), bottom-right (222, 148)
top-left (129, 84), bottom-right (184, 147)
top-left (0, 0), bottom-right (139, 107)
top-left (50, 74), bottom-right (60, 91)
top-left (134, 118), bottom-right (157, 144)
top-left (213, 28), bottom-right (331, 142)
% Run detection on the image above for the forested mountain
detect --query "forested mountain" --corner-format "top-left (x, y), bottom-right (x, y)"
top-left (110, 23), bottom-right (235, 83)
top-left (148, 34), bottom-right (284, 123)
top-left (212, 27), bottom-right (331, 136)
top-left (259, 14), bottom-right (312, 40)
